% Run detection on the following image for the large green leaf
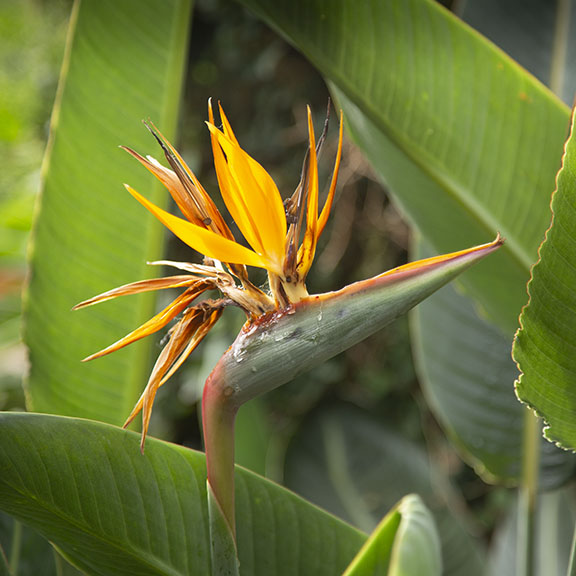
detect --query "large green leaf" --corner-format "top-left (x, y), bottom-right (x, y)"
top-left (24, 0), bottom-right (192, 425)
top-left (0, 412), bottom-right (365, 576)
top-left (284, 404), bottom-right (485, 576)
top-left (237, 0), bottom-right (570, 336)
top-left (514, 109), bottom-right (576, 450)
top-left (411, 238), bottom-right (576, 486)
top-left (412, 263), bottom-right (521, 481)
top-left (343, 495), bottom-right (441, 576)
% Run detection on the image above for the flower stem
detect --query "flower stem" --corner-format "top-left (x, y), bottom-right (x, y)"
top-left (517, 408), bottom-right (540, 576)
top-left (202, 364), bottom-right (239, 575)
top-left (9, 519), bottom-right (21, 575)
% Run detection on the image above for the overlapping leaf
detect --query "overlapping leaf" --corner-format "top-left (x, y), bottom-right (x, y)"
top-left (0, 413), bottom-right (365, 576)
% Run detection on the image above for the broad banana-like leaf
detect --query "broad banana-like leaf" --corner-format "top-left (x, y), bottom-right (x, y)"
top-left (25, 0), bottom-right (192, 425)
top-left (462, 0), bottom-right (576, 106)
top-left (408, 0), bottom-right (576, 487)
top-left (343, 495), bottom-right (441, 576)
top-left (514, 110), bottom-right (576, 450)
top-left (0, 412), bottom-right (365, 576)
top-left (238, 0), bottom-right (570, 336)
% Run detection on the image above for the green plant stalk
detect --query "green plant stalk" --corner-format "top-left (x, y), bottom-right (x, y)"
top-left (202, 369), bottom-right (240, 576)
top-left (207, 482), bottom-right (240, 576)
top-left (517, 408), bottom-right (541, 576)
top-left (203, 371), bottom-right (238, 536)
top-left (8, 520), bottom-right (21, 576)
top-left (567, 520), bottom-right (576, 576)
top-left (516, 4), bottom-right (570, 575)
top-left (550, 0), bottom-right (571, 97)
top-left (539, 491), bottom-right (560, 576)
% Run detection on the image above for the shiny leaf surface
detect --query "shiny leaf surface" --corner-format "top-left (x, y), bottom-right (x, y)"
top-left (0, 412), bottom-right (365, 576)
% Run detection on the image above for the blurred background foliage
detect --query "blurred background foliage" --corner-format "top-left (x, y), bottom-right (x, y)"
top-left (0, 0), bottom-right (70, 411)
top-left (2, 0), bottom-right (576, 574)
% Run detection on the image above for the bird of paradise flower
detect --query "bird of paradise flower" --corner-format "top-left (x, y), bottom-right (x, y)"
top-left (75, 102), bottom-right (502, 567)
top-left (74, 100), bottom-right (343, 448)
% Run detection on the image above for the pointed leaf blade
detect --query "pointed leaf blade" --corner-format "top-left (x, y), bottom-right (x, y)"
top-left (343, 495), bottom-right (441, 576)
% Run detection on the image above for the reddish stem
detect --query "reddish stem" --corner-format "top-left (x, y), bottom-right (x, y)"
top-left (202, 365), bottom-right (238, 537)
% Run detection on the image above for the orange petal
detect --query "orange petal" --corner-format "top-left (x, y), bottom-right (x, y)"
top-left (82, 283), bottom-right (208, 362)
top-left (207, 117), bottom-right (286, 270)
top-left (126, 185), bottom-right (270, 269)
top-left (216, 100), bottom-right (239, 145)
top-left (73, 275), bottom-right (198, 309)
top-left (121, 147), bottom-right (205, 228)
top-left (207, 119), bottom-right (262, 255)
top-left (158, 306), bottom-right (222, 387)
top-left (378, 234), bottom-right (505, 279)
top-left (137, 123), bottom-right (233, 240)
top-left (317, 110), bottom-right (343, 237)
top-left (124, 307), bottom-right (223, 451)
top-left (296, 107), bottom-right (320, 278)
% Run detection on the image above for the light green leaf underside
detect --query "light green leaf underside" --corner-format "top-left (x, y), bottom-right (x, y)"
top-left (514, 110), bottom-right (576, 450)
top-left (238, 0), bottom-right (570, 335)
top-left (25, 0), bottom-right (192, 425)
top-left (284, 404), bottom-right (485, 576)
top-left (343, 495), bottom-right (441, 576)
top-left (0, 412), bottom-right (365, 576)
top-left (388, 496), bottom-right (442, 576)
top-left (411, 238), bottom-right (576, 486)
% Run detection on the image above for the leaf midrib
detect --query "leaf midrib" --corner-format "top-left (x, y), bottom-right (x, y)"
top-left (0, 461), bottom-right (189, 576)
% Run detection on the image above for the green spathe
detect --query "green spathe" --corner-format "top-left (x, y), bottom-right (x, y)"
top-left (208, 236), bottom-right (503, 407)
